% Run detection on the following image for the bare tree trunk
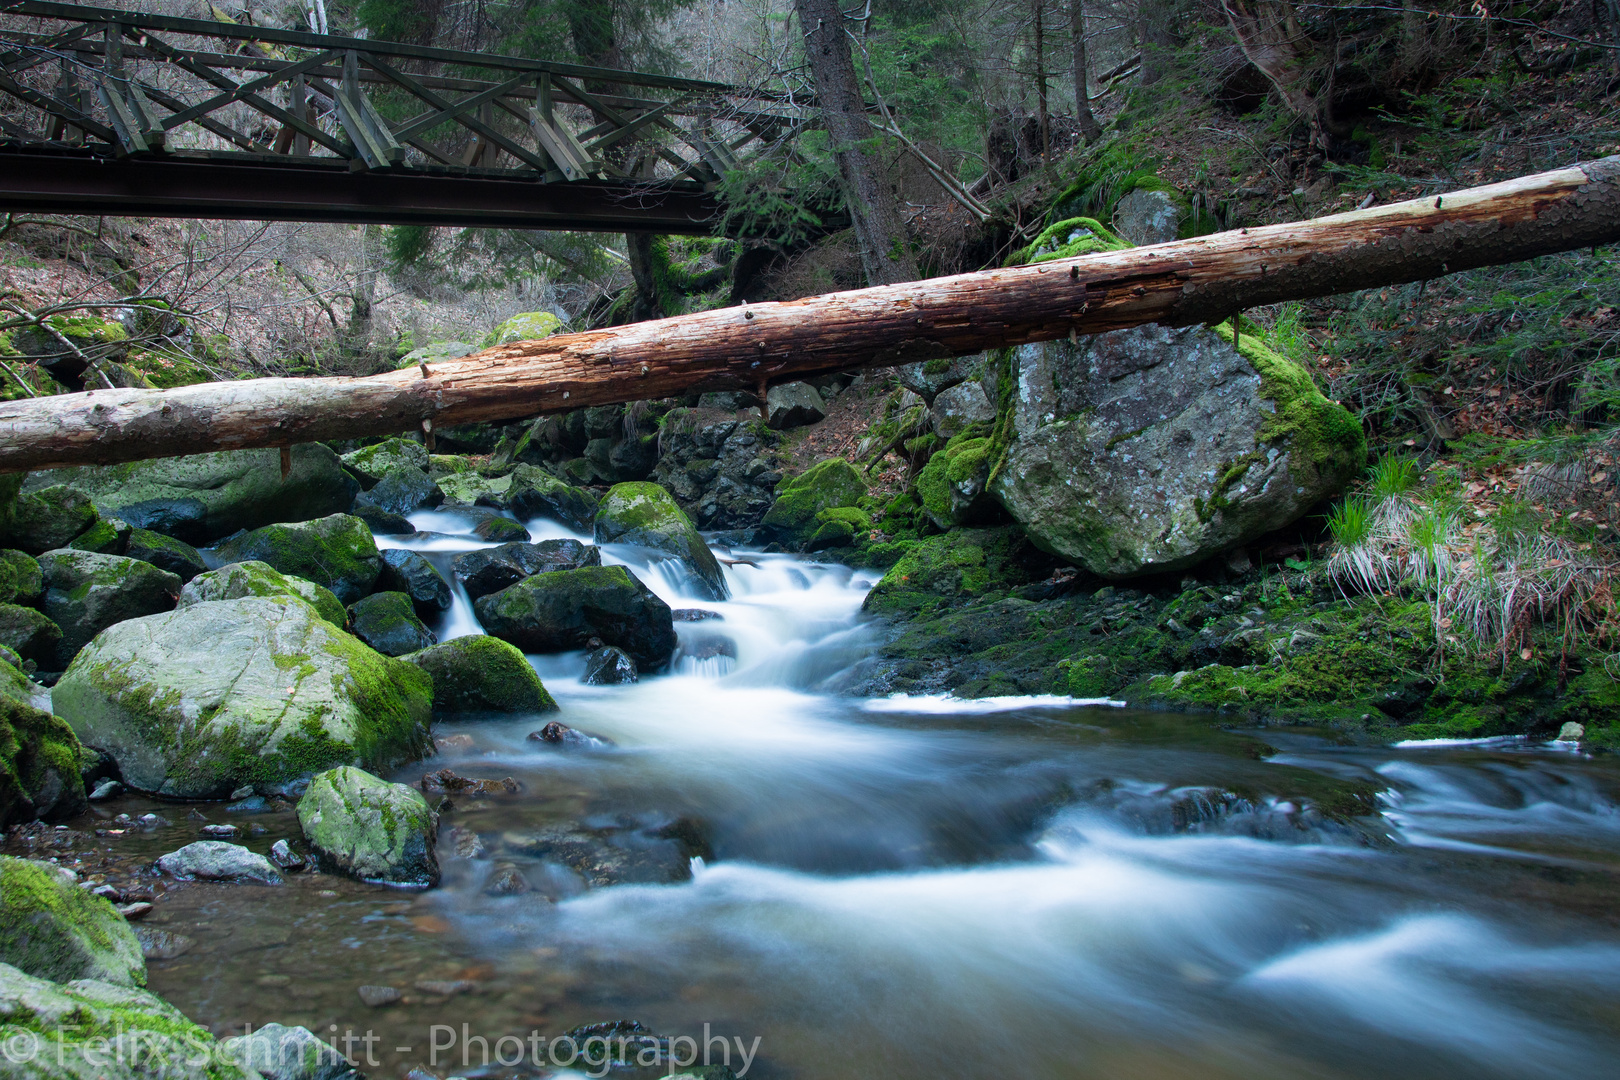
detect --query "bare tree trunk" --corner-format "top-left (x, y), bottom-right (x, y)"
top-left (795, 0), bottom-right (919, 285)
top-left (1221, 0), bottom-right (1330, 148)
top-left (1034, 0), bottom-right (1050, 164)
top-left (1138, 0), bottom-right (1184, 85)
top-left (5, 157), bottom-right (1618, 473)
top-left (1070, 0), bottom-right (1102, 143)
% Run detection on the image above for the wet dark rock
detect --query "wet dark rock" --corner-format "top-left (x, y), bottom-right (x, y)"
top-left (268, 839), bottom-right (306, 870)
top-left (528, 721), bottom-right (614, 749)
top-left (765, 381), bottom-right (825, 429)
top-left (420, 768), bottom-right (521, 797)
top-left (483, 863), bottom-right (530, 895)
top-left (347, 591), bottom-right (437, 657)
top-left (357, 984), bottom-right (400, 1007)
top-left (473, 514), bottom-right (530, 543)
top-left (452, 539), bottom-right (601, 601)
top-left (117, 901), bottom-right (153, 920)
top-left (353, 467), bottom-right (442, 517)
top-left (505, 465), bottom-right (600, 531)
top-left (378, 548), bottom-right (451, 618)
top-left (474, 564), bottom-right (675, 669)
top-left (672, 608), bottom-right (723, 622)
top-left (583, 645), bottom-right (638, 684)
top-left (350, 503), bottom-right (415, 535)
top-left (676, 633), bottom-right (737, 663)
top-left (0, 602), bottom-right (61, 664)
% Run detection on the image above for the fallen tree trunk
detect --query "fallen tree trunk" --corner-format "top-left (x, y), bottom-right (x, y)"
top-left (4, 156), bottom-right (1618, 473)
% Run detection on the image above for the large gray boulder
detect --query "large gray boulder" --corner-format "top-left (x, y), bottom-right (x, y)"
top-left (1113, 186), bottom-right (1183, 245)
top-left (402, 635), bottom-right (556, 714)
top-left (52, 596), bottom-right (432, 799)
top-left (156, 840), bottom-right (282, 884)
top-left (649, 420), bottom-right (782, 530)
top-left (224, 1022), bottom-right (355, 1080)
top-left (930, 380), bottom-right (997, 440)
top-left (297, 766), bottom-right (439, 887)
top-left (0, 855), bottom-right (146, 986)
top-left (38, 550), bottom-right (182, 669)
top-left (992, 322), bottom-right (1365, 577)
top-left (178, 560), bottom-right (346, 627)
top-left (593, 482), bottom-right (727, 601)
top-left (765, 381), bottom-right (825, 429)
top-left (212, 514), bottom-right (381, 605)
top-left (0, 485), bottom-right (100, 555)
top-left (26, 444), bottom-right (358, 545)
top-left (474, 564), bottom-right (676, 669)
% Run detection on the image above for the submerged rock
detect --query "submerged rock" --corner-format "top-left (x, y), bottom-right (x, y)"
top-left (38, 549), bottom-right (182, 669)
top-left (27, 444), bottom-right (358, 545)
top-left (593, 482), bottom-right (728, 600)
top-left (156, 840), bottom-right (282, 884)
top-left (378, 548), bottom-right (452, 618)
top-left (52, 596), bottom-right (431, 799)
top-left (529, 721), bottom-right (614, 749)
top-left (298, 766), bottom-right (439, 887)
top-left (178, 560), bottom-right (347, 627)
top-left (993, 322), bottom-right (1364, 577)
top-left (402, 635), bottom-right (557, 714)
top-left (0, 855), bottom-right (145, 986)
top-left (583, 645), bottom-right (638, 684)
top-left (347, 592), bottom-right (436, 657)
top-left (213, 513), bottom-right (382, 604)
top-left (452, 539), bottom-right (601, 601)
top-left (474, 564), bottom-right (676, 670)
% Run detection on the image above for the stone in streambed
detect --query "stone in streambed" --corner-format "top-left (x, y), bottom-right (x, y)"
top-left (452, 539), bottom-right (600, 601)
top-left (583, 645), bottom-right (637, 684)
top-left (212, 513), bottom-right (381, 604)
top-left (401, 635), bottom-right (556, 715)
top-left (38, 550), bottom-right (181, 670)
top-left (0, 484), bottom-right (100, 555)
top-left (593, 482), bottom-right (727, 601)
top-left (0, 603), bottom-right (60, 665)
top-left (0, 855), bottom-right (146, 986)
top-left (123, 528), bottom-right (207, 582)
top-left (347, 592), bottom-right (436, 657)
top-left (474, 564), bottom-right (675, 670)
top-left (0, 690), bottom-right (85, 828)
top-left (473, 514), bottom-right (530, 543)
top-left (352, 467), bottom-right (443, 518)
top-left (351, 503), bottom-right (416, 536)
top-left (298, 766), bottom-right (439, 887)
top-left (0, 549), bottom-right (43, 606)
top-left (26, 444), bottom-right (357, 545)
top-left (156, 840), bottom-right (282, 884)
top-left (52, 596), bottom-right (431, 799)
top-left (377, 548), bottom-right (451, 619)
top-left (178, 560), bottom-right (346, 627)
top-left (223, 1021), bottom-right (354, 1080)
top-left (342, 437), bottom-right (428, 484)
top-left (505, 464), bottom-right (599, 531)
top-left (67, 516), bottom-right (131, 555)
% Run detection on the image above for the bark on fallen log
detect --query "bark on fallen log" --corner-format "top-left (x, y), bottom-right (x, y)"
top-left (4, 156), bottom-right (1619, 473)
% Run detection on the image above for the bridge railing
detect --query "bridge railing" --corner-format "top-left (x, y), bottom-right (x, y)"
top-left (0, 0), bottom-right (804, 187)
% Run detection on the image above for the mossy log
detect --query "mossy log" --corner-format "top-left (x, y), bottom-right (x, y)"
top-left (2, 157), bottom-right (1619, 472)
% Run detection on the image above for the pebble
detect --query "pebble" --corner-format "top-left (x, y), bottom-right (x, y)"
top-left (434, 733), bottom-right (475, 752)
top-left (482, 864), bottom-right (529, 896)
top-left (134, 927), bottom-right (193, 960)
top-left (357, 984), bottom-right (401, 1007)
top-left (228, 785), bottom-right (255, 800)
top-left (447, 826), bottom-right (486, 860)
top-left (118, 901), bottom-right (153, 920)
top-left (414, 979), bottom-right (479, 997)
top-left (87, 780), bottom-right (122, 801)
top-left (268, 839), bottom-right (307, 870)
top-left (226, 796), bottom-right (271, 814)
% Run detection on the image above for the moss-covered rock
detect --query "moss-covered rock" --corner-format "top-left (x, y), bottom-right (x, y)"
top-left (0, 485), bottom-right (100, 555)
top-left (474, 564), bottom-right (676, 669)
top-left (0, 856), bottom-right (144, 986)
top-left (378, 548), bottom-right (451, 619)
top-left (213, 514), bottom-right (381, 605)
top-left (297, 766), bottom-right (439, 887)
top-left (483, 310), bottom-right (563, 347)
top-left (26, 445), bottom-right (358, 546)
top-left (0, 961), bottom-right (249, 1080)
top-left (862, 527), bottom-right (1049, 620)
top-left (0, 691), bottom-right (85, 827)
top-left (992, 319), bottom-right (1364, 578)
top-left (66, 516), bottom-right (130, 555)
top-left (179, 560), bottom-right (346, 627)
top-left (347, 592), bottom-right (436, 657)
top-left (123, 528), bottom-right (207, 583)
top-left (39, 550), bottom-right (182, 670)
top-left (0, 549), bottom-right (43, 606)
top-left (397, 340), bottom-right (475, 369)
top-left (760, 458), bottom-right (868, 547)
top-left (341, 437), bottom-right (428, 484)
top-left (434, 470), bottom-right (509, 508)
top-left (402, 635), bottom-right (557, 714)
top-left (51, 596), bottom-right (432, 799)
top-left (593, 482), bottom-right (727, 600)
top-left (506, 464), bottom-right (599, 532)
top-left (0, 603), bottom-right (61, 665)
top-left (915, 433), bottom-right (998, 529)
top-left (452, 539), bottom-right (601, 601)
top-left (1006, 216), bottom-right (1131, 266)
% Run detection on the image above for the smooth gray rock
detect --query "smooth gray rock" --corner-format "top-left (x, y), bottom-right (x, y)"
top-left (224, 1022), bottom-right (356, 1080)
top-left (38, 549), bottom-right (182, 669)
top-left (930, 380), bottom-right (997, 440)
top-left (765, 381), bottom-right (825, 429)
top-left (1113, 187), bottom-right (1183, 245)
top-left (156, 840), bottom-right (282, 884)
top-left (378, 548), bottom-right (451, 618)
top-left (991, 324), bottom-right (1364, 577)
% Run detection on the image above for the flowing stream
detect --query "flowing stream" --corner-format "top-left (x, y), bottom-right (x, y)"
top-left (84, 507), bottom-right (1620, 1079)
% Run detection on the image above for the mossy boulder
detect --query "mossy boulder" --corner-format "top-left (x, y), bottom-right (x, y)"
top-left (0, 603), bottom-right (61, 665)
top-left (66, 516), bottom-right (130, 555)
top-left (593, 482), bottom-right (727, 600)
top-left (341, 437), bottom-right (428, 484)
top-left (397, 341), bottom-right (475, 369)
top-left (26, 444), bottom-right (358, 546)
top-left (760, 458), bottom-right (868, 547)
top-left (179, 560), bottom-right (346, 627)
top-left (474, 564), bottom-right (676, 670)
top-left (297, 766), bottom-right (439, 887)
top-left (992, 320), bottom-right (1364, 577)
top-left (0, 485), bottom-right (100, 555)
top-left (0, 856), bottom-right (144, 986)
top-left (862, 527), bottom-right (1048, 620)
top-left (347, 592), bottom-right (436, 657)
top-left (213, 514), bottom-right (381, 605)
top-left (378, 548), bottom-right (451, 619)
top-left (0, 549), bottom-right (42, 606)
top-left (452, 539), bottom-right (601, 601)
top-left (123, 528), bottom-right (207, 583)
top-left (0, 692), bottom-right (86, 827)
top-left (434, 469), bottom-right (509, 507)
top-left (506, 464), bottom-right (599, 532)
top-left (353, 467), bottom-right (442, 518)
top-left (1006, 216), bottom-right (1131, 266)
top-left (38, 550), bottom-right (182, 670)
top-left (403, 635), bottom-right (557, 714)
top-left (51, 596), bottom-right (432, 799)
top-left (484, 310), bottom-right (563, 347)
top-left (916, 433), bottom-right (999, 529)
top-left (0, 961), bottom-right (249, 1080)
